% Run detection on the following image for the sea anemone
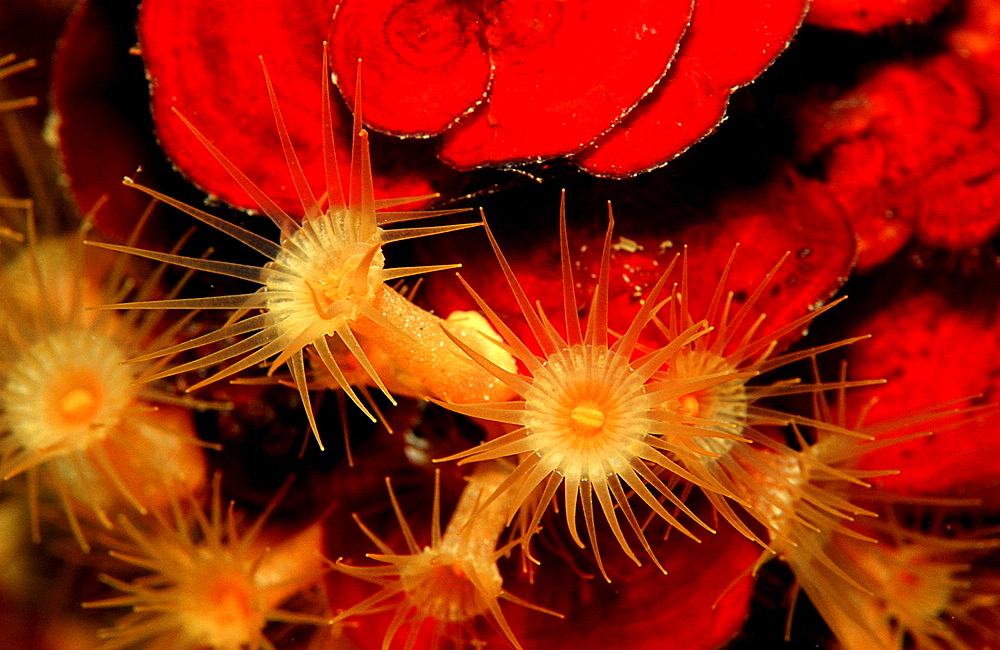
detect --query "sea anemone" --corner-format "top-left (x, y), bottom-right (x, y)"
top-left (733, 361), bottom-right (999, 647)
top-left (431, 194), bottom-right (770, 579)
top-left (84, 473), bottom-right (330, 649)
top-left (92, 45), bottom-right (515, 451)
top-left (333, 465), bottom-right (558, 650)
top-left (799, 505), bottom-right (1000, 649)
top-left (728, 374), bottom-right (898, 603)
top-left (649, 248), bottom-right (878, 544)
top-left (0, 208), bottom-right (208, 551)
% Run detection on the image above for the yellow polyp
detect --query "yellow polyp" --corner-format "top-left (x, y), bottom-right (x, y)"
top-left (876, 548), bottom-right (954, 622)
top-left (335, 465), bottom-right (558, 649)
top-left (85, 482), bottom-right (330, 650)
top-left (434, 201), bottom-right (738, 578)
top-left (662, 350), bottom-right (749, 442)
top-left (0, 224), bottom-right (212, 550)
top-left (4, 327), bottom-right (134, 456)
top-left (98, 48), bottom-right (487, 449)
top-left (400, 552), bottom-right (500, 624)
top-left (807, 517), bottom-right (1000, 650)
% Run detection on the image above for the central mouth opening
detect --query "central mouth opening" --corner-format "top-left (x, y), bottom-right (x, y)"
top-left (206, 576), bottom-right (255, 626)
top-left (60, 388), bottom-right (99, 423)
top-left (677, 393), bottom-right (701, 417)
top-left (50, 371), bottom-right (104, 428)
top-left (570, 403), bottom-right (606, 436)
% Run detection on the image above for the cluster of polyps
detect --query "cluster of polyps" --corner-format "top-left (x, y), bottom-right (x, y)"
top-left (74, 49), bottom-right (927, 645)
top-left (426, 205), bottom-right (887, 570)
top-left (725, 365), bottom-right (1000, 649)
top-left (0, 55), bottom-right (332, 646)
top-left (5, 40), bottom-right (997, 649)
top-left (0, 207), bottom-right (209, 552)
top-left (0, 213), bottom-right (331, 645)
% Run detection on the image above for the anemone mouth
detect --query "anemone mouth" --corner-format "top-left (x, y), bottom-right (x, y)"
top-left (49, 371), bottom-right (104, 428)
top-left (265, 210), bottom-right (387, 332)
top-left (522, 344), bottom-right (653, 472)
top-left (2, 328), bottom-right (134, 453)
top-left (176, 565), bottom-right (266, 647)
top-left (663, 350), bottom-right (749, 453)
top-left (736, 450), bottom-right (806, 543)
top-left (400, 551), bottom-right (503, 623)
